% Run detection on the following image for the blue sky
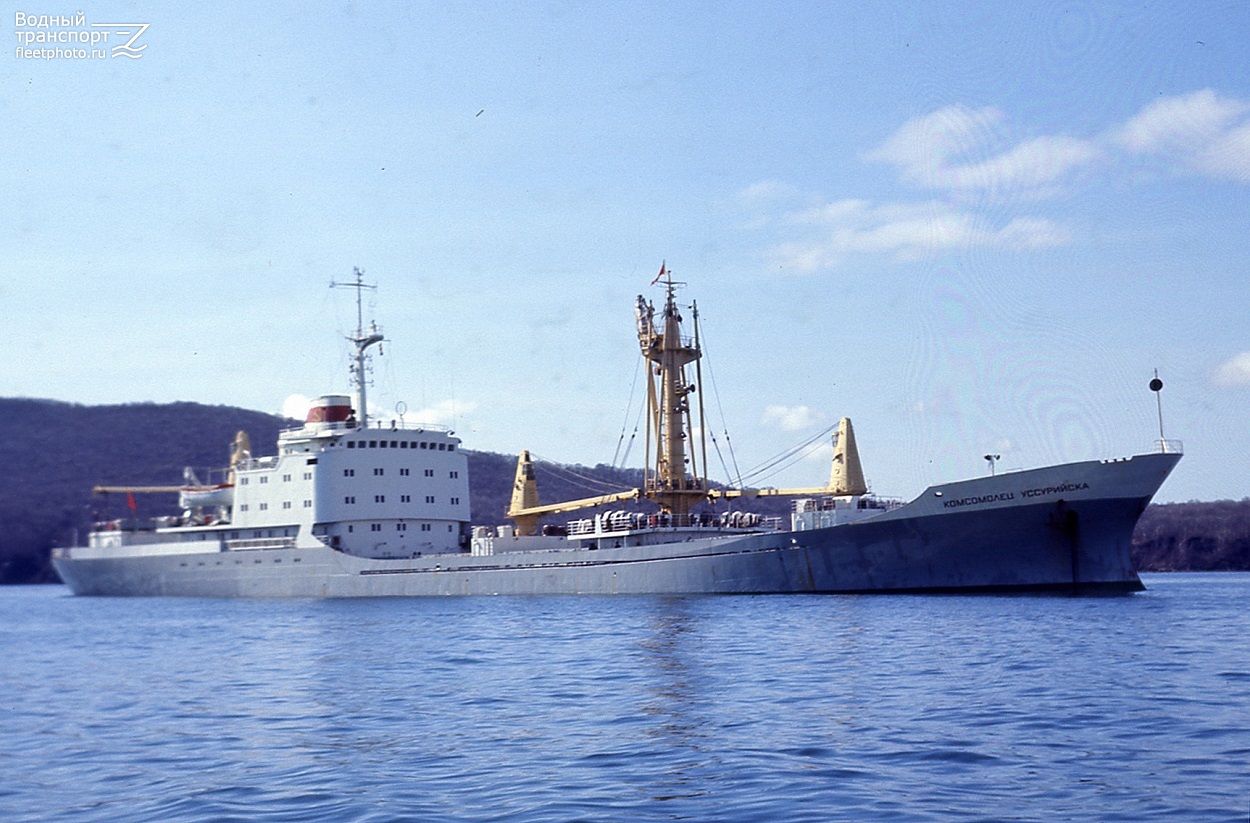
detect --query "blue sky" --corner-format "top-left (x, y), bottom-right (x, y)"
top-left (4, 1), bottom-right (1248, 503)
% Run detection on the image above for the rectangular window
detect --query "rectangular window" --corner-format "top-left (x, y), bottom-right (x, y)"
top-left (259, 476), bottom-right (268, 484)
top-left (304, 500), bottom-right (312, 508)
top-left (401, 441), bottom-right (409, 449)
top-left (374, 468), bottom-right (384, 476)
top-left (380, 441), bottom-right (388, 448)
top-left (401, 494), bottom-right (411, 503)
top-left (420, 442), bottom-right (427, 449)
top-left (259, 503), bottom-right (268, 511)
top-left (282, 501), bottom-right (292, 509)
top-left (344, 469), bottom-right (354, 477)
top-left (438, 443), bottom-right (446, 451)
top-left (282, 474), bottom-right (291, 482)
top-left (345, 496), bottom-right (356, 504)
top-left (399, 468), bottom-right (410, 476)
top-left (369, 440), bottom-right (377, 448)
top-left (304, 472), bottom-right (312, 480)
top-left (425, 495), bottom-right (435, 504)
top-left (374, 495), bottom-right (385, 503)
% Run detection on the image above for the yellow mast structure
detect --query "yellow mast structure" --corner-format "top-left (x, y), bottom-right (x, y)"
top-left (637, 272), bottom-right (707, 517)
top-left (505, 265), bottom-right (868, 534)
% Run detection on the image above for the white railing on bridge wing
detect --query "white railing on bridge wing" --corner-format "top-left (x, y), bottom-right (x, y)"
top-left (226, 537), bottom-right (297, 551)
top-left (284, 419), bottom-right (453, 434)
top-left (1155, 439), bottom-right (1184, 454)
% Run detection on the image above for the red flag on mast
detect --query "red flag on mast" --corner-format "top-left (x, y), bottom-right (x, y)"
top-left (650, 260), bottom-right (667, 286)
top-left (126, 492), bottom-right (137, 511)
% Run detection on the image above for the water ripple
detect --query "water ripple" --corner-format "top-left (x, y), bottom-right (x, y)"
top-left (2, 574), bottom-right (1249, 821)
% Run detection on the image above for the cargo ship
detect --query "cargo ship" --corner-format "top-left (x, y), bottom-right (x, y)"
top-left (53, 267), bottom-right (1180, 596)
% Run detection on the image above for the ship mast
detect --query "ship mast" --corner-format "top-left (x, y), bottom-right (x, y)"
top-left (331, 267), bottom-right (384, 428)
top-left (637, 270), bottom-right (707, 516)
top-left (505, 264), bottom-right (861, 533)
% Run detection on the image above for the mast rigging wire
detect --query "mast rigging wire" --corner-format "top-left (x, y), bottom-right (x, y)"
top-left (612, 354), bottom-right (644, 467)
top-left (529, 454), bottom-right (627, 494)
top-left (696, 316), bottom-right (745, 487)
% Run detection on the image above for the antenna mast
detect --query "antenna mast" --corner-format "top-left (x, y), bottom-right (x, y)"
top-left (331, 267), bottom-right (383, 428)
top-left (637, 266), bottom-right (707, 516)
top-left (1149, 369), bottom-right (1166, 452)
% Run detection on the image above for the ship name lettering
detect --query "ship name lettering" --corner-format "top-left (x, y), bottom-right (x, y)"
top-left (942, 492), bottom-right (1015, 509)
top-left (1019, 482), bottom-right (1090, 498)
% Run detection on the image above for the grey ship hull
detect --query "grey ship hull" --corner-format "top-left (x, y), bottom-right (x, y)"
top-left (54, 452), bottom-right (1179, 597)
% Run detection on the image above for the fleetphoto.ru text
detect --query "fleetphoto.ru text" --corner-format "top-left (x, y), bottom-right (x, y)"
top-left (15, 11), bottom-right (149, 60)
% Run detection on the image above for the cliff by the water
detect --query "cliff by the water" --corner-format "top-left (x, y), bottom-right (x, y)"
top-left (2, 398), bottom-right (1245, 583)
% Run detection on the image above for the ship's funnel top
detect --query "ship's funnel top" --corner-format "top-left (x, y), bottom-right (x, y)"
top-left (306, 395), bottom-right (354, 425)
top-left (828, 417), bottom-right (868, 495)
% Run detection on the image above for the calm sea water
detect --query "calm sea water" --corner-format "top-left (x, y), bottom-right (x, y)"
top-left (2, 574), bottom-right (1248, 822)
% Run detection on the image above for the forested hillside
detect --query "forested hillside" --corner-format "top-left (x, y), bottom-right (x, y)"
top-left (1133, 500), bottom-right (1250, 571)
top-left (2, 398), bottom-right (1247, 583)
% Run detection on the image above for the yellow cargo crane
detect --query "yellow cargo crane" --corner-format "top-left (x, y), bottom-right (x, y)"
top-left (506, 268), bottom-right (868, 535)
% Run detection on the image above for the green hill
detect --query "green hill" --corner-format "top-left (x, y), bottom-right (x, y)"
top-left (2, 398), bottom-right (1247, 583)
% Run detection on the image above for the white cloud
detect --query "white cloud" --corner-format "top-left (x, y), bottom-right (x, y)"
top-left (1214, 351), bottom-right (1250, 386)
top-left (1114, 89), bottom-right (1250, 182)
top-left (281, 393), bottom-right (312, 420)
top-left (401, 399), bottom-right (478, 427)
top-left (867, 90), bottom-right (1250, 194)
top-left (736, 179), bottom-right (801, 206)
top-left (864, 105), bottom-right (1098, 195)
top-left (863, 105), bottom-right (1005, 181)
top-left (761, 404), bottom-right (824, 431)
top-left (746, 89), bottom-right (1250, 273)
top-left (1116, 89), bottom-right (1248, 154)
top-left (768, 199), bottom-right (1069, 272)
top-left (1197, 120), bottom-right (1250, 183)
top-left (942, 135), bottom-right (1100, 192)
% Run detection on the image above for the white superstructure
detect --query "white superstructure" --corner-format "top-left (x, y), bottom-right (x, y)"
top-left (77, 269), bottom-right (472, 566)
top-left (81, 400), bottom-right (471, 563)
